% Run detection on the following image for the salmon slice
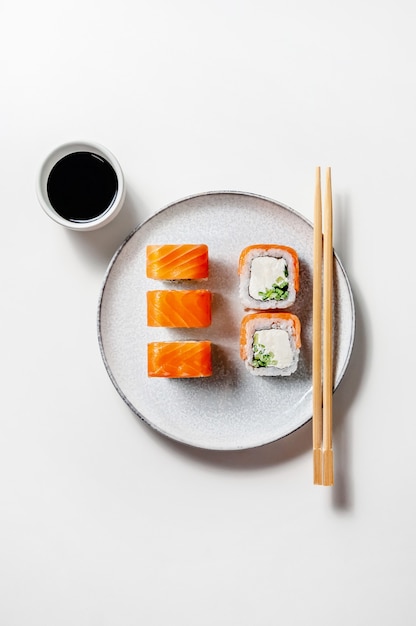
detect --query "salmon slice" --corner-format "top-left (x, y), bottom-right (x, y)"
top-left (147, 341), bottom-right (212, 378)
top-left (147, 290), bottom-right (212, 328)
top-left (146, 244), bottom-right (209, 280)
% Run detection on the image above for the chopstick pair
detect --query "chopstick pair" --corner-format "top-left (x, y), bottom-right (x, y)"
top-left (312, 167), bottom-right (334, 486)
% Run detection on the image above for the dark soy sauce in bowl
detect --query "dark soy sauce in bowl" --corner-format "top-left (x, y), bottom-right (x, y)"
top-left (46, 151), bottom-right (118, 222)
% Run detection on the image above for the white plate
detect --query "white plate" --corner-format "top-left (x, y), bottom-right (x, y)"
top-left (97, 191), bottom-right (355, 450)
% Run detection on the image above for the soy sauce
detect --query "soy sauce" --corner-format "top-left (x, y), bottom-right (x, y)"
top-left (47, 151), bottom-right (118, 222)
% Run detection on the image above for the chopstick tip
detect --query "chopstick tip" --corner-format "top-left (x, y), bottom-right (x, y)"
top-left (323, 449), bottom-right (334, 486)
top-left (313, 448), bottom-right (323, 485)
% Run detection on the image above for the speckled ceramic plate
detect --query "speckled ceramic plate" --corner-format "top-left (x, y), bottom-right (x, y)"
top-left (98, 191), bottom-right (355, 450)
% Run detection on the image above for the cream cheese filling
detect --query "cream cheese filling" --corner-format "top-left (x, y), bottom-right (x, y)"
top-left (249, 256), bottom-right (288, 300)
top-left (253, 328), bottom-right (293, 368)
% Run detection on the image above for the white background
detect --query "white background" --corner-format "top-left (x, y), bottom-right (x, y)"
top-left (1, 1), bottom-right (415, 624)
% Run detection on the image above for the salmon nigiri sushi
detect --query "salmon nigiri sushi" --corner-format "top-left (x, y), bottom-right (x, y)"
top-left (238, 244), bottom-right (299, 310)
top-left (146, 244), bottom-right (209, 280)
top-left (240, 312), bottom-right (301, 376)
top-left (147, 290), bottom-right (212, 328)
top-left (147, 341), bottom-right (212, 378)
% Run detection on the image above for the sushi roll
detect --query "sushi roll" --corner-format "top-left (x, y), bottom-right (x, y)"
top-left (238, 245), bottom-right (299, 309)
top-left (240, 312), bottom-right (301, 376)
top-left (147, 290), bottom-right (212, 328)
top-left (147, 341), bottom-right (212, 378)
top-left (146, 244), bottom-right (209, 280)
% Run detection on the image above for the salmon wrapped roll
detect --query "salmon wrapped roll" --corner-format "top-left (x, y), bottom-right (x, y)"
top-left (238, 244), bottom-right (299, 309)
top-left (148, 341), bottom-right (212, 378)
top-left (146, 244), bottom-right (209, 280)
top-left (240, 312), bottom-right (301, 376)
top-left (147, 290), bottom-right (212, 328)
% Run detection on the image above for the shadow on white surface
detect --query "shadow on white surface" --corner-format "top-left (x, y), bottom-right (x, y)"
top-left (65, 190), bottom-right (145, 269)
top-left (331, 285), bottom-right (366, 509)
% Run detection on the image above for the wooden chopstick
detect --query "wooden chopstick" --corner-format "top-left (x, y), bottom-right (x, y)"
top-left (312, 167), bottom-right (323, 484)
top-left (312, 166), bottom-right (334, 486)
top-left (322, 167), bottom-right (334, 485)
